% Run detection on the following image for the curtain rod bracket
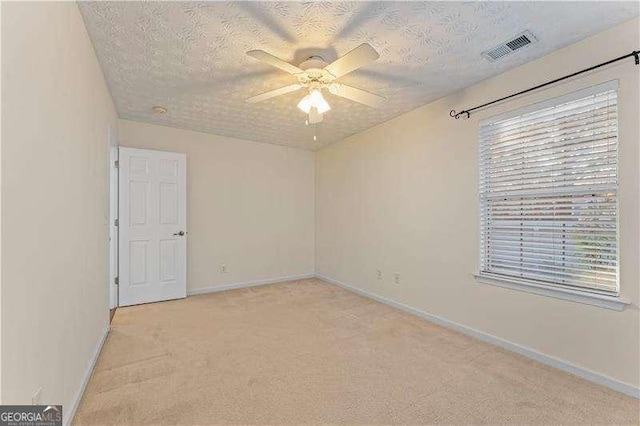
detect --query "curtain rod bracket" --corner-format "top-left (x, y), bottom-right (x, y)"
top-left (634, 50), bottom-right (639, 65)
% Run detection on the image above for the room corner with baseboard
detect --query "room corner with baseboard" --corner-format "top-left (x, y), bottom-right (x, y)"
top-left (1, 1), bottom-right (639, 425)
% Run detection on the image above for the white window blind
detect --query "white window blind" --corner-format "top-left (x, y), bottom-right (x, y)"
top-left (479, 82), bottom-right (619, 296)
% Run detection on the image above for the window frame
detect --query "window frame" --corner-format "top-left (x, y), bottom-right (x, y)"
top-left (475, 80), bottom-right (628, 311)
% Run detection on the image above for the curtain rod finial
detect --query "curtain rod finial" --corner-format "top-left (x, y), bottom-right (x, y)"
top-left (449, 110), bottom-right (470, 119)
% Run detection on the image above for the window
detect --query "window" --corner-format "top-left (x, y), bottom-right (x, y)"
top-left (479, 81), bottom-right (619, 297)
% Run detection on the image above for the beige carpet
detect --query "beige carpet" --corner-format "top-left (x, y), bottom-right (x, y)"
top-left (74, 278), bottom-right (639, 425)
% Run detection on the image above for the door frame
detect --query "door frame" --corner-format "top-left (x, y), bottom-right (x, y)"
top-left (108, 130), bottom-right (119, 311)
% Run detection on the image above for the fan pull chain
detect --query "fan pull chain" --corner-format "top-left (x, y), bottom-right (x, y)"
top-left (304, 118), bottom-right (318, 141)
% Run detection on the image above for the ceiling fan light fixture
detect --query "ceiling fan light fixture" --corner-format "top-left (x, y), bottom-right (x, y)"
top-left (308, 88), bottom-right (323, 104)
top-left (297, 94), bottom-right (312, 114)
top-left (309, 89), bottom-right (331, 114)
top-left (315, 99), bottom-right (331, 114)
top-left (298, 89), bottom-right (330, 114)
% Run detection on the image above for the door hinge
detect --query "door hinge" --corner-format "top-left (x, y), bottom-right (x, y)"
top-left (114, 160), bottom-right (119, 168)
top-left (114, 276), bottom-right (119, 285)
top-left (114, 219), bottom-right (119, 227)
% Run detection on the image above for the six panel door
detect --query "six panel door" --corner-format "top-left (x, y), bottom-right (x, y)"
top-left (118, 147), bottom-right (187, 306)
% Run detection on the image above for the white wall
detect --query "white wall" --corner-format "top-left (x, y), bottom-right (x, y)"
top-left (1, 0), bottom-right (117, 416)
top-left (316, 19), bottom-right (640, 389)
top-left (119, 120), bottom-right (315, 293)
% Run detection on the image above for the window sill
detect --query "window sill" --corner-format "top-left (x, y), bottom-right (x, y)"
top-left (474, 273), bottom-right (631, 311)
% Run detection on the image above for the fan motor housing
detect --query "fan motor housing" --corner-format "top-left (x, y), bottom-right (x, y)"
top-left (298, 56), bottom-right (327, 70)
top-left (297, 55), bottom-right (335, 85)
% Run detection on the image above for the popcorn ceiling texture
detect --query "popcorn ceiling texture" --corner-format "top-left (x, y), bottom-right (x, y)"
top-left (79, 1), bottom-right (638, 150)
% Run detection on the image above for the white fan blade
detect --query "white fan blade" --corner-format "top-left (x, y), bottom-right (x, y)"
top-left (330, 84), bottom-right (385, 108)
top-left (247, 50), bottom-right (304, 75)
top-left (309, 108), bottom-right (323, 124)
top-left (246, 84), bottom-right (302, 104)
top-left (324, 43), bottom-right (379, 78)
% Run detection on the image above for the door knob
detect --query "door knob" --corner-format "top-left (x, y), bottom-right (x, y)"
top-left (173, 231), bottom-right (185, 236)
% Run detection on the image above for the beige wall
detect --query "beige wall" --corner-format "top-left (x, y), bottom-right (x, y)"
top-left (1, 0), bottom-right (117, 415)
top-left (0, 2), bottom-right (636, 412)
top-left (316, 19), bottom-right (640, 388)
top-left (119, 120), bottom-right (315, 292)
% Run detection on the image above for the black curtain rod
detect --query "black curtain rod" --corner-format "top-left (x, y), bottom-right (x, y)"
top-left (449, 50), bottom-right (639, 120)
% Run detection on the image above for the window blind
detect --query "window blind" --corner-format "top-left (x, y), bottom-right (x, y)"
top-left (479, 82), bottom-right (619, 295)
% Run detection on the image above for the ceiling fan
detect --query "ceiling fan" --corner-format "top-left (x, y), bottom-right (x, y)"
top-left (245, 43), bottom-right (385, 124)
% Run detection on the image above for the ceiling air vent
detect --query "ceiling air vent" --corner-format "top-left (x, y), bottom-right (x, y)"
top-left (482, 31), bottom-right (537, 62)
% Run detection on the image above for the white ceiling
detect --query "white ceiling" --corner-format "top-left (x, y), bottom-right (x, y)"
top-left (79, 1), bottom-right (638, 150)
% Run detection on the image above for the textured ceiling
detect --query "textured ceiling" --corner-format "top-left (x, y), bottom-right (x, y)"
top-left (79, 1), bottom-right (639, 150)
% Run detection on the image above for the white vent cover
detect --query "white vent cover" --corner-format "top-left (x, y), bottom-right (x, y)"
top-left (482, 31), bottom-right (538, 61)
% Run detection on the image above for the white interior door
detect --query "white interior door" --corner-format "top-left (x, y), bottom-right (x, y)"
top-left (119, 147), bottom-right (187, 306)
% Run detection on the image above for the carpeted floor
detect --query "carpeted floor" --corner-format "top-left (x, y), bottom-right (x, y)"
top-left (74, 278), bottom-right (639, 425)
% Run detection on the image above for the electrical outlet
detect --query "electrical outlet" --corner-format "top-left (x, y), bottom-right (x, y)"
top-left (376, 269), bottom-right (382, 280)
top-left (220, 264), bottom-right (227, 274)
top-left (393, 273), bottom-right (401, 284)
top-left (32, 387), bottom-right (42, 405)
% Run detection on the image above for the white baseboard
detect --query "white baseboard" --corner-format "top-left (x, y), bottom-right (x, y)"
top-left (65, 325), bottom-right (110, 426)
top-left (187, 273), bottom-right (316, 296)
top-left (316, 273), bottom-right (639, 399)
